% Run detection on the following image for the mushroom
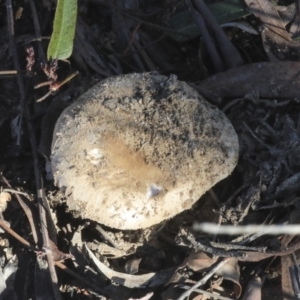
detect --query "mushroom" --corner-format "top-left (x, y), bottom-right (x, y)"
top-left (51, 73), bottom-right (238, 229)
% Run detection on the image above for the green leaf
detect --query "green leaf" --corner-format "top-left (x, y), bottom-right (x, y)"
top-left (47, 0), bottom-right (78, 60)
top-left (168, 0), bottom-right (251, 42)
top-left (209, 0), bottom-right (250, 24)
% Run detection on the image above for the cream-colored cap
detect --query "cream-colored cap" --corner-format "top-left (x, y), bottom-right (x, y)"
top-left (51, 73), bottom-right (238, 229)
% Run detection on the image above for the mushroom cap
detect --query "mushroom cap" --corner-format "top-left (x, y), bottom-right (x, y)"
top-left (51, 73), bottom-right (238, 229)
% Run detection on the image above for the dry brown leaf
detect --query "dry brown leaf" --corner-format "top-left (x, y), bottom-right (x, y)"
top-left (289, 6), bottom-right (300, 38)
top-left (244, 1), bottom-right (300, 61)
top-left (239, 238), bottom-right (300, 262)
top-left (242, 274), bottom-right (262, 300)
top-left (187, 253), bottom-right (241, 298)
top-left (125, 258), bottom-right (142, 275)
top-left (198, 62), bottom-right (300, 101)
top-left (277, 3), bottom-right (296, 26)
top-left (173, 252), bottom-right (242, 299)
top-left (161, 285), bottom-right (184, 300)
top-left (281, 255), bottom-right (294, 300)
top-left (97, 242), bottom-right (128, 258)
top-left (48, 239), bottom-right (73, 262)
top-left (261, 26), bottom-right (300, 61)
top-left (128, 292), bottom-right (154, 300)
top-left (192, 294), bottom-right (205, 300)
top-left (244, 0), bottom-right (290, 41)
top-left (84, 243), bottom-right (176, 289)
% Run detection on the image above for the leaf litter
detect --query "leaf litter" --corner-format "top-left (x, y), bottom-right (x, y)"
top-left (1, 0), bottom-right (300, 299)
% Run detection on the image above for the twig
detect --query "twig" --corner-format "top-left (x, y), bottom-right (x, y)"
top-left (0, 219), bottom-right (101, 297)
top-left (0, 219), bottom-right (36, 251)
top-left (193, 222), bottom-right (300, 235)
top-left (28, 0), bottom-right (47, 65)
top-left (191, 0), bottom-right (243, 68)
top-left (291, 252), bottom-right (300, 298)
top-left (221, 22), bottom-right (259, 35)
top-left (55, 71), bottom-right (79, 89)
top-left (34, 80), bottom-right (53, 89)
top-left (5, 1), bottom-right (61, 298)
top-left (243, 122), bottom-right (270, 149)
top-left (124, 23), bottom-right (141, 55)
top-left (176, 258), bottom-right (230, 300)
top-left (0, 70), bottom-right (17, 75)
top-left (210, 241), bottom-right (267, 252)
top-left (95, 225), bottom-right (121, 249)
top-left (55, 261), bottom-right (107, 295)
top-left (6, 0), bottom-right (25, 146)
top-left (26, 102), bottom-right (60, 296)
top-left (28, 92), bottom-right (61, 299)
top-left (35, 71), bottom-right (79, 102)
top-left (2, 188), bottom-right (32, 200)
top-left (186, 0), bottom-right (225, 72)
top-left (0, 219), bottom-right (101, 296)
top-left (178, 229), bottom-right (246, 259)
top-left (178, 283), bottom-right (234, 300)
top-left (0, 174), bottom-right (39, 244)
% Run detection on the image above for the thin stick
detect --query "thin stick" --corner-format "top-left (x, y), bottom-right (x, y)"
top-left (0, 219), bottom-right (35, 250)
top-left (1, 174), bottom-right (39, 244)
top-left (95, 225), bottom-right (121, 249)
top-left (28, 0), bottom-right (47, 65)
top-left (2, 189), bottom-right (31, 199)
top-left (192, 0), bottom-right (243, 68)
top-left (193, 222), bottom-right (300, 235)
top-left (0, 70), bottom-right (17, 75)
top-left (6, 0), bottom-right (25, 146)
top-left (5, 1), bottom-right (61, 298)
top-left (56, 71), bottom-right (79, 88)
top-left (55, 261), bottom-right (107, 295)
top-left (34, 81), bottom-right (53, 89)
top-left (0, 219), bottom-right (102, 297)
top-left (186, 0), bottom-right (225, 72)
top-left (177, 258), bottom-right (230, 300)
top-left (179, 284), bottom-right (234, 300)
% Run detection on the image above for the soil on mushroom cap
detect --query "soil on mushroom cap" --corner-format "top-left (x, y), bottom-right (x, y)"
top-left (51, 73), bottom-right (238, 229)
